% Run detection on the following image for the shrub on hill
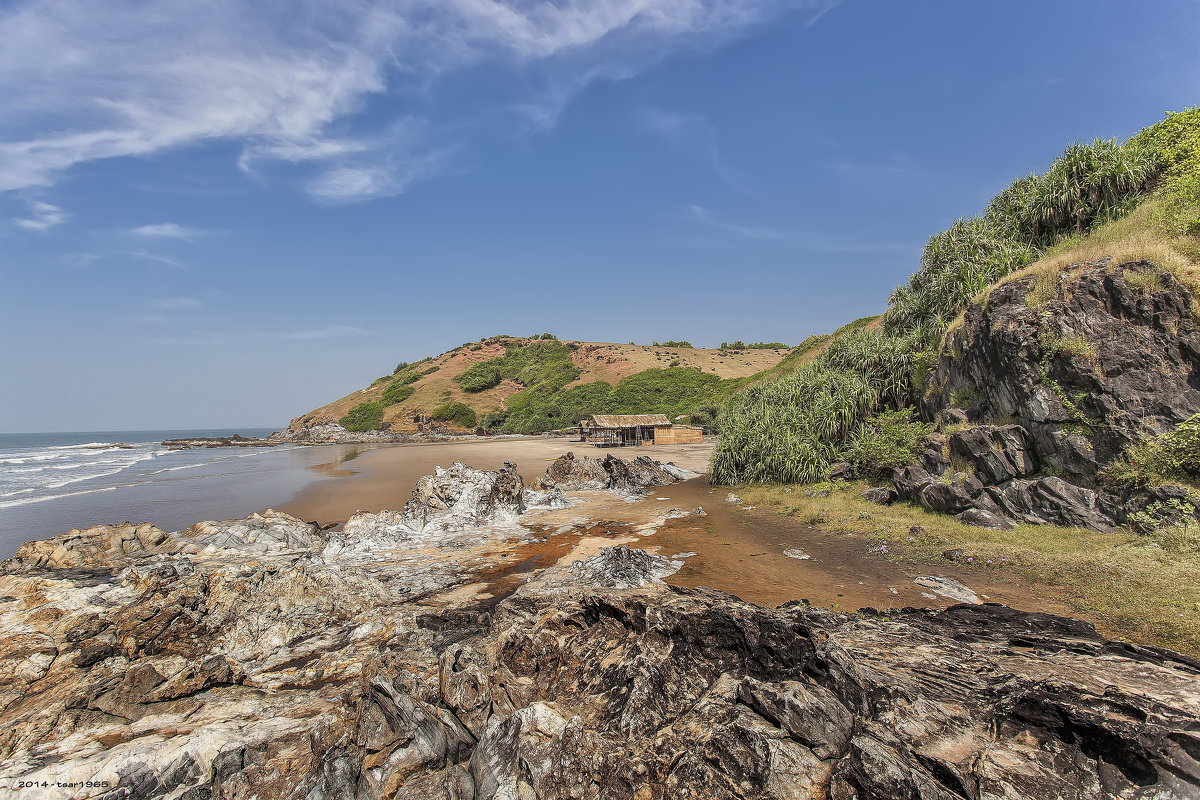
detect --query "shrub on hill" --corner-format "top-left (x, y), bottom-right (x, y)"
top-left (844, 408), bottom-right (932, 482)
top-left (1133, 108), bottom-right (1200, 235)
top-left (653, 340), bottom-right (693, 348)
top-left (430, 402), bottom-right (477, 428)
top-left (482, 367), bottom-right (741, 435)
top-left (455, 340), bottom-right (580, 394)
top-left (1104, 414), bottom-right (1200, 489)
top-left (340, 402), bottom-right (384, 432)
top-left (381, 382), bottom-right (415, 406)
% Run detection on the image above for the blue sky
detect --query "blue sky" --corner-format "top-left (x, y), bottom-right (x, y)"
top-left (1, 0), bottom-right (1197, 432)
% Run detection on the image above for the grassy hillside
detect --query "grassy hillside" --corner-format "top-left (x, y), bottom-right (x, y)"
top-left (713, 107), bottom-right (1200, 485)
top-left (285, 336), bottom-right (790, 434)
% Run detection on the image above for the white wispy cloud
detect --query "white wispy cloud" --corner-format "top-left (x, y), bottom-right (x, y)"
top-left (153, 297), bottom-right (203, 309)
top-left (130, 250), bottom-right (186, 269)
top-left (0, 0), bottom-right (830, 200)
top-left (128, 223), bottom-right (199, 240)
top-left (687, 204), bottom-right (784, 240)
top-left (640, 108), bottom-right (749, 191)
top-left (11, 199), bottom-right (66, 231)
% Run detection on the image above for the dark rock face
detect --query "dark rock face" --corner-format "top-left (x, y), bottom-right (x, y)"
top-left (949, 424), bottom-right (1038, 484)
top-left (889, 261), bottom-right (1200, 531)
top-left (924, 260), bottom-right (1200, 485)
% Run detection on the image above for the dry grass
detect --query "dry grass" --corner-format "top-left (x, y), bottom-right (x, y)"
top-left (943, 199), bottom-right (1200, 343)
top-left (738, 480), bottom-right (1200, 657)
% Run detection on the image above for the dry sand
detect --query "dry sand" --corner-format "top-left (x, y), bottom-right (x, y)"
top-left (279, 436), bottom-right (1075, 618)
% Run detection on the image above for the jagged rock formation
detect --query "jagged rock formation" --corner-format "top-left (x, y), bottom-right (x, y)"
top-left (892, 260), bottom-right (1200, 531)
top-left (534, 451), bottom-right (699, 497)
top-left (401, 461), bottom-right (528, 532)
top-left (1, 508), bottom-right (1198, 799)
top-left (924, 260), bottom-right (1200, 481)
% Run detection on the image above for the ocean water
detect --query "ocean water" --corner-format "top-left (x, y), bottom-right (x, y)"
top-left (0, 429), bottom-right (370, 558)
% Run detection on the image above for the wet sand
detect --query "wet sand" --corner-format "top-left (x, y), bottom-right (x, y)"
top-left (281, 438), bottom-right (1076, 618)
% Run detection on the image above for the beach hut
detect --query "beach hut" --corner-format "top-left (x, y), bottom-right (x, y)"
top-left (579, 414), bottom-right (701, 446)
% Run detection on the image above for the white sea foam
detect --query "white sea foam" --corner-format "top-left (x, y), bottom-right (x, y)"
top-left (0, 485), bottom-right (121, 510)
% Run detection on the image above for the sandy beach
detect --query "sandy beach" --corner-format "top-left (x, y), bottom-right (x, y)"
top-left (279, 436), bottom-right (1075, 617)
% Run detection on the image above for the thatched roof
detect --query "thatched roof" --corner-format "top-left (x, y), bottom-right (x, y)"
top-left (584, 414), bottom-right (672, 428)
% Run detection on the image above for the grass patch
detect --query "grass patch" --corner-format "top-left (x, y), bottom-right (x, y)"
top-left (738, 481), bottom-right (1200, 656)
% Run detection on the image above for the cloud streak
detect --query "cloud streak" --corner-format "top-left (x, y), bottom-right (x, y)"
top-left (129, 223), bottom-right (199, 240)
top-left (0, 0), bottom-right (824, 201)
top-left (11, 199), bottom-right (66, 231)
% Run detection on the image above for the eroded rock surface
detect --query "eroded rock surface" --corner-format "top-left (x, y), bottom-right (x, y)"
top-left (1, 521), bottom-right (1198, 799)
top-left (1, 456), bottom-right (1198, 799)
top-left (893, 261), bottom-right (1200, 532)
top-left (535, 452), bottom-right (699, 498)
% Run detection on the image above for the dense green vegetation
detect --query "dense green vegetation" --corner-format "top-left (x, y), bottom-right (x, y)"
top-left (843, 408), bottom-right (932, 481)
top-left (1132, 108), bottom-right (1200, 235)
top-left (430, 402), bottom-right (477, 428)
top-left (340, 402), bottom-right (385, 432)
top-left (653, 340), bottom-right (693, 348)
top-left (482, 366), bottom-right (742, 434)
top-left (381, 382), bottom-right (415, 405)
top-left (1105, 414), bottom-right (1200, 490)
top-left (714, 110), bottom-right (1200, 485)
top-left (455, 340), bottom-right (580, 394)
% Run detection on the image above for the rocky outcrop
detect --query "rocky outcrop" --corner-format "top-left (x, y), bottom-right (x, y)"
top-left (269, 423), bottom-right (466, 445)
top-left (1, 512), bottom-right (1198, 799)
top-left (893, 260), bottom-right (1200, 531)
top-left (162, 434), bottom-right (277, 449)
top-left (924, 260), bottom-right (1200, 485)
top-left (402, 461), bottom-right (527, 532)
top-left (535, 451), bottom-right (699, 497)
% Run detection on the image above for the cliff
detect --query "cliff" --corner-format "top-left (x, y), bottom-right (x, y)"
top-left (883, 259), bottom-right (1200, 532)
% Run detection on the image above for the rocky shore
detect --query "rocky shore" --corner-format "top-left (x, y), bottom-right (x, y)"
top-left (0, 453), bottom-right (1197, 798)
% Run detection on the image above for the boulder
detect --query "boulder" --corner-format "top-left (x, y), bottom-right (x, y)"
top-left (402, 461), bottom-right (527, 532)
top-left (860, 487), bottom-right (897, 505)
top-left (535, 452), bottom-right (698, 497)
top-left (955, 508), bottom-right (1015, 530)
top-left (987, 477), bottom-right (1118, 531)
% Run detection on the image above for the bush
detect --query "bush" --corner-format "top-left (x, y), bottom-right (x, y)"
top-left (430, 402), bottom-right (477, 429)
top-left (711, 363), bottom-right (877, 485)
top-left (381, 382), bottom-right (415, 406)
top-left (843, 408), bottom-right (932, 481)
top-left (340, 402), bottom-right (384, 432)
top-left (1104, 414), bottom-right (1200, 488)
top-left (393, 362), bottom-right (409, 374)
top-left (653, 340), bottom-right (693, 348)
top-left (720, 341), bottom-right (747, 350)
top-left (454, 340), bottom-right (580, 394)
top-left (537, 332), bottom-right (558, 340)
